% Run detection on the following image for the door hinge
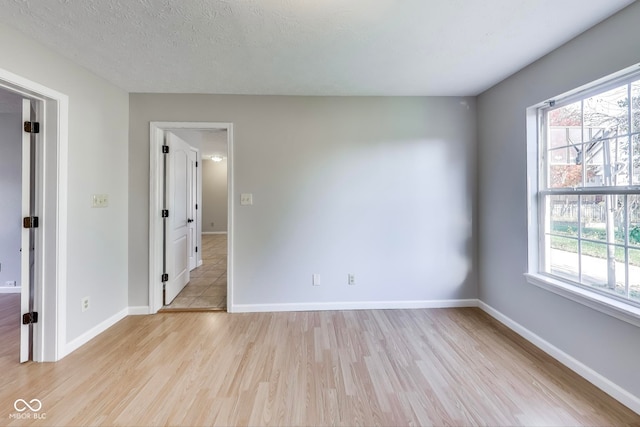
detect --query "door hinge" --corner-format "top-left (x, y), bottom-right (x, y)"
top-left (24, 121), bottom-right (40, 134)
top-left (161, 210), bottom-right (169, 218)
top-left (162, 145), bottom-right (169, 154)
top-left (195, 246), bottom-right (198, 253)
top-left (23, 216), bottom-right (39, 228)
top-left (196, 161), bottom-right (198, 167)
top-left (22, 312), bottom-right (38, 325)
top-left (195, 204), bottom-right (198, 210)
top-left (161, 273), bottom-right (168, 282)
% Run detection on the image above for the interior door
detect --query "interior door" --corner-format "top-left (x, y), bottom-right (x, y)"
top-left (20, 98), bottom-right (36, 362)
top-left (188, 148), bottom-right (198, 271)
top-left (164, 133), bottom-right (194, 304)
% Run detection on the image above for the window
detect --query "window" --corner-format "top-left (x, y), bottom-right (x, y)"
top-left (529, 66), bottom-right (640, 318)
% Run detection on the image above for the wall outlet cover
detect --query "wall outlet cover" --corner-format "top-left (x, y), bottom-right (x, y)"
top-left (91, 194), bottom-right (109, 208)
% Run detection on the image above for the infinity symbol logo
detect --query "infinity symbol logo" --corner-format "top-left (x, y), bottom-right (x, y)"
top-left (14, 399), bottom-right (42, 412)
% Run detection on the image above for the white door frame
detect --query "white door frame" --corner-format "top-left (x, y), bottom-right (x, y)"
top-left (0, 67), bottom-right (69, 362)
top-left (21, 98), bottom-right (35, 362)
top-left (149, 122), bottom-right (234, 313)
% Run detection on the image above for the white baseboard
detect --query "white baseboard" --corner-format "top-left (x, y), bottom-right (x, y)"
top-left (202, 231), bottom-right (227, 235)
top-left (0, 286), bottom-right (21, 294)
top-left (63, 307), bottom-right (128, 357)
top-left (128, 306), bottom-right (150, 315)
top-left (232, 299), bottom-right (479, 313)
top-left (478, 301), bottom-right (640, 415)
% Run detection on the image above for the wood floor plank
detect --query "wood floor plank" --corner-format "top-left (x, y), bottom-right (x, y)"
top-left (1, 297), bottom-right (639, 426)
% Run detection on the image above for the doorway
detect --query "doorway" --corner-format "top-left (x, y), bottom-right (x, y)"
top-left (0, 68), bottom-right (68, 362)
top-left (0, 88), bottom-right (23, 362)
top-left (149, 122), bottom-right (233, 314)
top-left (164, 129), bottom-right (228, 310)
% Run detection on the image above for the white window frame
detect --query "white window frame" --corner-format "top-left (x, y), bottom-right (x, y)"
top-left (525, 63), bottom-right (640, 328)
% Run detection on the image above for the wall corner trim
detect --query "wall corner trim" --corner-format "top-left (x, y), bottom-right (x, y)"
top-left (63, 308), bottom-right (128, 357)
top-left (478, 301), bottom-right (640, 415)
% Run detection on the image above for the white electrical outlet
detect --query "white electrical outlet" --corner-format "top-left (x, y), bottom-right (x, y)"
top-left (312, 274), bottom-right (320, 286)
top-left (348, 274), bottom-right (355, 285)
top-left (5, 280), bottom-right (16, 287)
top-left (240, 193), bottom-right (253, 205)
top-left (82, 297), bottom-right (90, 312)
top-left (91, 194), bottom-right (109, 208)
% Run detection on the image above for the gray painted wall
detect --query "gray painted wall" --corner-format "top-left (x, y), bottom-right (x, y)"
top-left (129, 95), bottom-right (477, 307)
top-left (202, 158), bottom-right (228, 233)
top-left (0, 112), bottom-right (21, 288)
top-left (0, 23), bottom-right (129, 343)
top-left (477, 3), bottom-right (640, 398)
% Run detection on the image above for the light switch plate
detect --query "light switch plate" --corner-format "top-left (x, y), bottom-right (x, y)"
top-left (240, 193), bottom-right (253, 205)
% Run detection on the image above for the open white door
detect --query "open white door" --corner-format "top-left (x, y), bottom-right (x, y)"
top-left (20, 99), bottom-right (36, 362)
top-left (164, 133), bottom-right (196, 304)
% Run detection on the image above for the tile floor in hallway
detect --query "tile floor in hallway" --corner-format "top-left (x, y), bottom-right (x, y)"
top-left (162, 233), bottom-right (227, 311)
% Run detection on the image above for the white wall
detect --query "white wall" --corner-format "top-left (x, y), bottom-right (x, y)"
top-left (202, 158), bottom-right (228, 233)
top-left (129, 95), bottom-right (477, 308)
top-left (0, 23), bottom-right (129, 344)
top-left (0, 112), bottom-right (21, 289)
top-left (478, 2), bottom-right (640, 399)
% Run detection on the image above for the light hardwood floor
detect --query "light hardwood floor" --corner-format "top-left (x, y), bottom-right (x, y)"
top-left (0, 295), bottom-right (638, 426)
top-left (0, 293), bottom-right (19, 368)
top-left (163, 234), bottom-right (227, 311)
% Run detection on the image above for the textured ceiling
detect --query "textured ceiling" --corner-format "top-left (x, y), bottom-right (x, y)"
top-left (0, 0), bottom-right (634, 96)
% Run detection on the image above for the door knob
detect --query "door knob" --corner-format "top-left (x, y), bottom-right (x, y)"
top-left (187, 218), bottom-right (194, 223)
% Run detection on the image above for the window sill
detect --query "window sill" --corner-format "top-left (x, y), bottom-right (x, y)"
top-left (524, 273), bottom-right (640, 328)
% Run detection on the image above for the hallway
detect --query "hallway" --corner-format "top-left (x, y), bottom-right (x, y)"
top-left (162, 234), bottom-right (227, 311)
